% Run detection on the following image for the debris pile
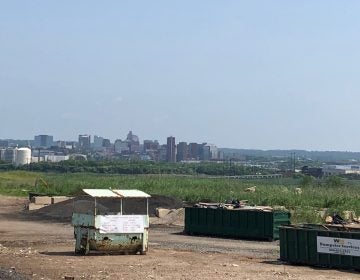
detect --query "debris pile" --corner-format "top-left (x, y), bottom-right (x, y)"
top-left (27, 195), bottom-right (183, 222)
top-left (325, 212), bottom-right (360, 226)
top-left (193, 200), bottom-right (275, 212)
top-left (152, 208), bottom-right (185, 226)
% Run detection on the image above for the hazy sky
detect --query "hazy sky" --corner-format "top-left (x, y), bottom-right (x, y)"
top-left (1, 1), bottom-right (360, 151)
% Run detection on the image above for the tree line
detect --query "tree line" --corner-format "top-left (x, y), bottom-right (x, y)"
top-left (0, 160), bottom-right (268, 176)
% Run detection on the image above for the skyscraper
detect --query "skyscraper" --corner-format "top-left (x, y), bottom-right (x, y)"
top-left (176, 142), bottom-right (188, 162)
top-left (78, 134), bottom-right (91, 150)
top-left (93, 135), bottom-right (104, 149)
top-left (188, 143), bottom-right (200, 160)
top-left (126, 131), bottom-right (140, 153)
top-left (166, 136), bottom-right (176, 163)
top-left (34, 135), bottom-right (53, 148)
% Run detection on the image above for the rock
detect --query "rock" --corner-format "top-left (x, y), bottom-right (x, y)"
top-left (325, 216), bottom-right (333, 224)
top-left (343, 210), bottom-right (356, 221)
top-left (294, 188), bottom-right (302, 195)
top-left (245, 186), bottom-right (256, 193)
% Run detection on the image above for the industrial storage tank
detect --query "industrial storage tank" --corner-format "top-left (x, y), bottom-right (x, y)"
top-left (3, 148), bottom-right (17, 163)
top-left (15, 148), bottom-right (31, 166)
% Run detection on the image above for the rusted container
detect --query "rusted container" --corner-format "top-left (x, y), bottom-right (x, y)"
top-left (72, 189), bottom-right (150, 255)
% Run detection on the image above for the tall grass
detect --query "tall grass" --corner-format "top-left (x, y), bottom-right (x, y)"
top-left (0, 171), bottom-right (359, 223)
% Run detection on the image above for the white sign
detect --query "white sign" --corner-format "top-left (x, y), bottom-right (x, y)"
top-left (317, 236), bottom-right (360, 257)
top-left (98, 215), bottom-right (144, 234)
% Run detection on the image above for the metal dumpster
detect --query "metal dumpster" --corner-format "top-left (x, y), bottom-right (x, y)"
top-left (279, 224), bottom-right (360, 270)
top-left (72, 189), bottom-right (151, 255)
top-left (184, 207), bottom-right (290, 240)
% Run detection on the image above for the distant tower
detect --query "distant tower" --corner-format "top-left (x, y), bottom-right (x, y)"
top-left (176, 142), bottom-right (188, 162)
top-left (188, 143), bottom-right (199, 160)
top-left (166, 136), bottom-right (176, 163)
top-left (34, 135), bottom-right (53, 148)
top-left (126, 131), bottom-right (140, 153)
top-left (78, 135), bottom-right (91, 150)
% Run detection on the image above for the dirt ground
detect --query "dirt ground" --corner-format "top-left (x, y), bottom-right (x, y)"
top-left (0, 196), bottom-right (358, 280)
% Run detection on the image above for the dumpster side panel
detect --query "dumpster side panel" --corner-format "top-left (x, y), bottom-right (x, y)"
top-left (273, 211), bottom-right (291, 240)
top-left (184, 207), bottom-right (289, 240)
top-left (91, 232), bottom-right (143, 253)
top-left (72, 213), bottom-right (95, 227)
top-left (279, 226), bottom-right (360, 270)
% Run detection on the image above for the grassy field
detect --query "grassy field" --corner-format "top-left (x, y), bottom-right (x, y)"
top-left (0, 171), bottom-right (359, 223)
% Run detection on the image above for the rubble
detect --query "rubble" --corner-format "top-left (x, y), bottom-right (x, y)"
top-left (193, 200), bottom-right (278, 212)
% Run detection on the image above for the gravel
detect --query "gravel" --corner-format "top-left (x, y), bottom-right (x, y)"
top-left (0, 267), bottom-right (29, 280)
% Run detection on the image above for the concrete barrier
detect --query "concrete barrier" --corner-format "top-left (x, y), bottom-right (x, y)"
top-left (51, 196), bottom-right (71, 204)
top-left (33, 196), bottom-right (52, 205)
top-left (28, 203), bottom-right (47, 211)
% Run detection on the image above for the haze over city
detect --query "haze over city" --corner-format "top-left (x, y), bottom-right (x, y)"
top-left (1, 1), bottom-right (360, 151)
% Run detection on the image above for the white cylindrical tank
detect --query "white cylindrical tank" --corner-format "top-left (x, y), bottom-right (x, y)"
top-left (15, 148), bottom-right (31, 166)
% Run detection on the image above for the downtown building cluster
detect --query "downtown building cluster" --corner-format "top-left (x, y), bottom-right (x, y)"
top-left (0, 132), bottom-right (223, 165)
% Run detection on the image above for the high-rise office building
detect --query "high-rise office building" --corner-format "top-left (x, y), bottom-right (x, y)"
top-left (166, 136), bottom-right (176, 163)
top-left (188, 143), bottom-right (200, 160)
top-left (126, 131), bottom-right (140, 153)
top-left (114, 139), bottom-right (129, 154)
top-left (34, 135), bottom-right (53, 148)
top-left (202, 143), bottom-right (218, 161)
top-left (159, 144), bottom-right (167, 162)
top-left (143, 140), bottom-right (159, 152)
top-left (102, 139), bottom-right (111, 148)
top-left (176, 142), bottom-right (188, 161)
top-left (78, 134), bottom-right (91, 149)
top-left (93, 135), bottom-right (104, 149)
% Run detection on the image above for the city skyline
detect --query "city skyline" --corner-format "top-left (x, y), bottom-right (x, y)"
top-left (2, 1), bottom-right (360, 151)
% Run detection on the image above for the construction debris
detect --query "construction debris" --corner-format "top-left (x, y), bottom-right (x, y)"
top-left (325, 212), bottom-right (360, 227)
top-left (193, 200), bottom-right (277, 212)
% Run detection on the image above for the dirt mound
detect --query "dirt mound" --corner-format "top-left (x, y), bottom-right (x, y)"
top-left (151, 208), bottom-right (185, 227)
top-left (28, 194), bottom-right (184, 222)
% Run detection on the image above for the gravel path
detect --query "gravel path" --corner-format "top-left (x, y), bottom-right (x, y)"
top-left (150, 225), bottom-right (279, 259)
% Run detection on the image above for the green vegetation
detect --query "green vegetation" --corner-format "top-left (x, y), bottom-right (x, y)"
top-left (0, 171), bottom-right (359, 224)
top-left (2, 160), bottom-right (267, 176)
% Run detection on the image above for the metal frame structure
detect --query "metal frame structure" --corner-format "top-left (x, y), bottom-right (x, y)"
top-left (72, 189), bottom-right (151, 255)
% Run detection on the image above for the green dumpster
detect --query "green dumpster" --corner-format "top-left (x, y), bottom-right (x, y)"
top-left (184, 207), bottom-right (290, 240)
top-left (279, 224), bottom-right (360, 270)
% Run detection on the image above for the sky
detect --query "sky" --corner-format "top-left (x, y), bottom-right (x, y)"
top-left (1, 1), bottom-right (360, 151)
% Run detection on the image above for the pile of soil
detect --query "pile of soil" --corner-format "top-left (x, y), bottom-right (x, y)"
top-left (151, 208), bottom-right (185, 227)
top-left (28, 195), bottom-right (184, 222)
